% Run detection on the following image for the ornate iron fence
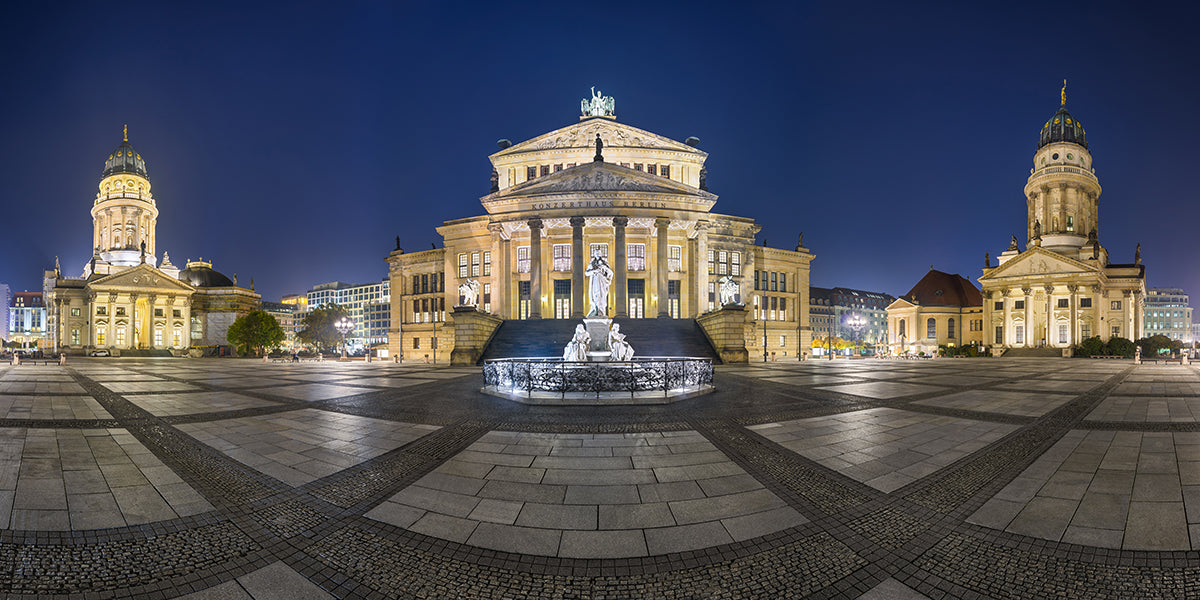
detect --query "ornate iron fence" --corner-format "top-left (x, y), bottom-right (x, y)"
top-left (483, 357), bottom-right (714, 397)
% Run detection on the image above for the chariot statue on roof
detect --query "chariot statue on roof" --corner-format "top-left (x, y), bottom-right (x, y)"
top-left (581, 86), bottom-right (615, 117)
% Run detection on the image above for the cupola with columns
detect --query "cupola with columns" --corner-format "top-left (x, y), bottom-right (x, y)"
top-left (91, 126), bottom-right (158, 268)
top-left (1023, 81), bottom-right (1102, 256)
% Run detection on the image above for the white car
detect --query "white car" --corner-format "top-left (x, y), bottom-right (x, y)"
top-left (89, 349), bottom-right (111, 357)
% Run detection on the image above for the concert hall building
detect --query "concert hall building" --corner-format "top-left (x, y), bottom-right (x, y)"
top-left (386, 92), bottom-right (814, 362)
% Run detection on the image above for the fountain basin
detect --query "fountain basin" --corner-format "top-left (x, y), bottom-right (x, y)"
top-left (482, 357), bottom-right (714, 405)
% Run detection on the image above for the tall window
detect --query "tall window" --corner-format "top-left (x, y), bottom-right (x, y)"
top-left (769, 296), bottom-right (778, 320)
top-left (471, 252), bottom-right (481, 277)
top-left (708, 282), bottom-right (716, 312)
top-left (540, 164), bottom-right (550, 177)
top-left (412, 299), bottom-right (421, 323)
top-left (554, 280), bottom-right (571, 319)
top-left (1111, 325), bottom-right (1120, 338)
top-left (760, 271), bottom-right (768, 290)
top-left (717, 251), bottom-right (728, 275)
top-left (483, 251), bottom-right (491, 276)
top-left (780, 297), bottom-right (787, 320)
top-left (154, 327), bottom-right (163, 347)
top-left (526, 166), bottom-right (536, 181)
top-left (1066, 215), bottom-right (1074, 231)
top-left (628, 279), bottom-right (645, 318)
top-left (995, 325), bottom-right (1003, 344)
top-left (483, 283), bottom-right (492, 313)
top-left (173, 326), bottom-right (182, 347)
top-left (780, 273), bottom-right (786, 292)
top-left (1111, 300), bottom-right (1122, 310)
top-left (947, 318), bottom-right (955, 339)
top-left (628, 244), bottom-right (646, 271)
top-left (116, 326), bottom-right (126, 346)
top-left (553, 244), bottom-right (571, 271)
top-left (589, 243), bottom-right (608, 259)
top-left (1015, 325), bottom-right (1025, 344)
top-left (1058, 323), bottom-right (1068, 344)
top-left (71, 329), bottom-right (80, 345)
top-left (668, 245), bottom-right (682, 272)
top-left (660, 164), bottom-right (670, 178)
top-left (731, 252), bottom-right (741, 276)
top-left (667, 281), bottom-right (680, 318)
top-left (458, 253), bottom-right (469, 278)
top-left (754, 270), bottom-right (760, 291)
top-left (771, 272), bottom-right (778, 291)
top-left (646, 164), bottom-right (657, 176)
top-left (707, 250), bottom-right (715, 274)
top-left (927, 318), bottom-right (936, 339)
top-left (97, 327), bottom-right (106, 346)
top-left (517, 246), bottom-right (530, 273)
top-left (518, 281), bottom-right (531, 319)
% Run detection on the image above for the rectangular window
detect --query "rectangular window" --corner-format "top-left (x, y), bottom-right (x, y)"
top-left (646, 164), bottom-right (657, 176)
top-left (553, 280), bottom-right (571, 319)
top-left (173, 309), bottom-right (182, 318)
top-left (97, 306), bottom-right (107, 316)
top-left (1015, 325), bottom-right (1024, 344)
top-left (589, 243), bottom-right (608, 259)
top-left (717, 250), bottom-right (728, 275)
top-left (770, 296), bottom-right (778, 321)
top-left (483, 283), bottom-right (492, 313)
top-left (154, 328), bottom-right (163, 347)
top-left (1014, 301), bottom-right (1025, 310)
top-left (116, 307), bottom-right (126, 316)
top-left (540, 165), bottom-right (550, 177)
top-left (780, 273), bottom-right (786, 292)
top-left (1111, 300), bottom-right (1122, 310)
top-left (154, 308), bottom-right (164, 317)
top-left (1112, 325), bottom-right (1121, 337)
top-left (517, 246), bottom-right (530, 273)
top-left (1066, 215), bottom-right (1074, 232)
top-left (97, 328), bottom-right (106, 346)
top-left (667, 280), bottom-right (680, 319)
top-left (471, 252), bottom-right (480, 277)
top-left (116, 326), bottom-right (126, 345)
top-left (526, 166), bottom-right (537, 180)
top-left (760, 271), bottom-right (768, 290)
top-left (71, 329), bottom-right (80, 345)
top-left (421, 298), bottom-right (429, 323)
top-left (660, 164), bottom-right (670, 178)
top-left (422, 274), bottom-right (429, 293)
top-left (771, 272), bottom-right (778, 292)
top-left (1057, 298), bottom-right (1069, 308)
top-left (628, 279), bottom-right (645, 319)
top-left (553, 244), bottom-right (571, 271)
top-left (518, 281), bottom-right (531, 320)
top-left (628, 244), bottom-right (646, 271)
top-left (70, 308), bottom-right (80, 317)
top-left (995, 325), bottom-right (1003, 344)
top-left (1059, 323), bottom-right (1068, 344)
top-left (668, 245), bottom-right (682, 272)
top-left (412, 299), bottom-right (420, 322)
top-left (412, 275), bottom-right (420, 293)
top-left (731, 252), bottom-right (741, 276)
top-left (707, 250), bottom-right (715, 274)
top-left (483, 251), bottom-right (491, 276)
top-left (994, 301), bottom-right (1003, 310)
top-left (753, 270), bottom-right (760, 291)
top-left (413, 337), bottom-right (420, 349)
top-left (554, 163), bottom-right (563, 173)
top-left (708, 282), bottom-right (715, 311)
top-left (458, 253), bottom-right (468, 278)
top-left (780, 297), bottom-right (787, 318)
top-left (431, 273), bottom-right (439, 293)
top-left (634, 163), bottom-right (643, 171)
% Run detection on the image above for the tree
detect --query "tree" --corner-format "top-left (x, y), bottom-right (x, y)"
top-left (227, 310), bottom-right (285, 357)
top-left (1136, 334), bottom-right (1175, 356)
top-left (1076, 336), bottom-right (1105, 357)
top-left (297, 304), bottom-right (351, 353)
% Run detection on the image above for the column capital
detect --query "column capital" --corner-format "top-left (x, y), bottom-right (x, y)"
top-left (527, 218), bottom-right (543, 231)
top-left (655, 217), bottom-right (671, 229)
top-left (693, 219), bottom-right (709, 232)
top-left (569, 216), bottom-right (586, 228)
top-left (1043, 284), bottom-right (1054, 295)
top-left (1021, 287), bottom-right (1033, 296)
top-left (487, 222), bottom-right (504, 234)
top-left (611, 216), bottom-right (628, 228)
top-left (1067, 284), bottom-right (1079, 293)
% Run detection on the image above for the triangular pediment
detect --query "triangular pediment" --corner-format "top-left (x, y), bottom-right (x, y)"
top-left (492, 117), bottom-right (705, 157)
top-left (89, 263), bottom-right (195, 292)
top-left (885, 298), bottom-right (917, 311)
top-left (485, 160), bottom-right (716, 200)
top-left (979, 247), bottom-right (1098, 282)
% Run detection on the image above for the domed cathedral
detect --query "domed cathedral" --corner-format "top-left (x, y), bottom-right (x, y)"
top-left (43, 128), bottom-right (260, 355)
top-left (387, 91), bottom-right (815, 363)
top-left (978, 83), bottom-right (1146, 354)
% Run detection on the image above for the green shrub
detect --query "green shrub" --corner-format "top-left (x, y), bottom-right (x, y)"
top-left (1077, 336), bottom-right (1106, 357)
top-left (1107, 337), bottom-right (1135, 357)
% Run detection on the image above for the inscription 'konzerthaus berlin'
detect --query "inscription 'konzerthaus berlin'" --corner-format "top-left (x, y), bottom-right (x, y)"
top-left (387, 92), bottom-right (814, 362)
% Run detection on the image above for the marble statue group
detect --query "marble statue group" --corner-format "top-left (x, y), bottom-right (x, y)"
top-left (458, 278), bottom-right (480, 307)
top-left (559, 253), bottom-right (635, 362)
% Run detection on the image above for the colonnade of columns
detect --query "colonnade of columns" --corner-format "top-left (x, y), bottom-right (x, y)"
top-left (989, 284), bottom-right (1142, 347)
top-left (93, 206), bottom-right (157, 254)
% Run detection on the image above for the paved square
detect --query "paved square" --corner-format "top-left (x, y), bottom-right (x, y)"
top-left (366, 430), bottom-right (806, 557)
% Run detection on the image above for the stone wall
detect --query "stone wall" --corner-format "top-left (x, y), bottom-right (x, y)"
top-left (448, 308), bottom-right (503, 365)
top-left (696, 305), bottom-right (750, 363)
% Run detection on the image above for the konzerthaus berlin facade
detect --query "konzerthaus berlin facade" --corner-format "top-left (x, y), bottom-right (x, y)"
top-left (387, 93), bottom-right (814, 362)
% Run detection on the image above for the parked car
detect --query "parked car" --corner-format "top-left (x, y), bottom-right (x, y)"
top-left (89, 349), bottom-right (111, 357)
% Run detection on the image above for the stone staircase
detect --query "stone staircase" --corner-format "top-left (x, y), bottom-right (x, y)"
top-left (478, 318), bottom-right (720, 363)
top-left (1001, 347), bottom-right (1065, 358)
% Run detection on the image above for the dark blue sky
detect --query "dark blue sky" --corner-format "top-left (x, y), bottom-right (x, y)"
top-left (3, 1), bottom-right (1198, 306)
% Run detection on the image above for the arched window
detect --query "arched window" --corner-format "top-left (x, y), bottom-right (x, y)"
top-left (927, 318), bottom-right (936, 339)
top-left (898, 319), bottom-right (906, 337)
top-left (948, 318), bottom-right (956, 339)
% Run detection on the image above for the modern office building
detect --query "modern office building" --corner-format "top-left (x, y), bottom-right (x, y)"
top-left (1144, 288), bottom-right (1192, 343)
top-left (8, 292), bottom-right (47, 350)
top-left (304, 280), bottom-right (390, 350)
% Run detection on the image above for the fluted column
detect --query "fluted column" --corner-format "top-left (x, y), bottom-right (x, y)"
top-left (655, 217), bottom-right (670, 318)
top-left (1068, 284), bottom-right (1079, 346)
top-left (694, 221), bottom-right (709, 315)
top-left (528, 218), bottom-right (543, 319)
top-left (128, 293), bottom-right (138, 349)
top-left (488, 223), bottom-right (506, 316)
top-left (1022, 286), bottom-right (1032, 347)
top-left (613, 216), bottom-right (628, 318)
top-left (570, 216), bottom-right (585, 318)
top-left (1044, 285), bottom-right (1054, 346)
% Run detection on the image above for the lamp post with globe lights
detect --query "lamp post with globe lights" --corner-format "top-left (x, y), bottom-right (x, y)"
top-left (845, 314), bottom-right (866, 358)
top-left (335, 317), bottom-right (354, 360)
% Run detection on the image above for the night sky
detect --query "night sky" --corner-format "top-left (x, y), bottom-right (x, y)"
top-left (3, 2), bottom-right (1198, 308)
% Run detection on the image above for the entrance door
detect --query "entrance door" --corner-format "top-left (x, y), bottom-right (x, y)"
top-left (628, 279), bottom-right (645, 318)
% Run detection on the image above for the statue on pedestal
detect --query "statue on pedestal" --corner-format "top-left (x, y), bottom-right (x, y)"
top-left (458, 278), bottom-right (480, 307)
top-left (608, 323), bottom-right (634, 361)
top-left (585, 254), bottom-right (613, 317)
top-left (563, 324), bottom-right (591, 362)
top-left (718, 276), bottom-right (739, 306)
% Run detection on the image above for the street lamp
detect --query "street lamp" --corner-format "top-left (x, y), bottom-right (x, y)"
top-left (335, 317), bottom-right (354, 360)
top-left (845, 314), bottom-right (866, 358)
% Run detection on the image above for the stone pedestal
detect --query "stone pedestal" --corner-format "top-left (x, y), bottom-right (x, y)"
top-left (448, 307), bottom-right (503, 366)
top-left (697, 304), bottom-right (751, 364)
top-left (583, 317), bottom-right (612, 362)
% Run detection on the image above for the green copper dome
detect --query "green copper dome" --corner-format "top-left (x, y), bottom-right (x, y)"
top-left (102, 139), bottom-right (149, 179)
top-left (1038, 105), bottom-right (1088, 150)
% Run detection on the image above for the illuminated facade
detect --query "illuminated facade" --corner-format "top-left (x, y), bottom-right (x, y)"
top-left (978, 86), bottom-right (1146, 352)
top-left (387, 94), bottom-right (814, 362)
top-left (887, 270), bottom-right (984, 356)
top-left (1144, 288), bottom-right (1192, 343)
top-left (43, 130), bottom-right (259, 354)
top-left (8, 292), bottom-right (47, 350)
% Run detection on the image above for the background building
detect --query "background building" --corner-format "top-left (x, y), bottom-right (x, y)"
top-left (0, 283), bottom-right (10, 341)
top-left (809, 286), bottom-right (894, 356)
top-left (8, 292), bottom-right (47, 350)
top-left (304, 280), bottom-right (390, 351)
top-left (887, 270), bottom-right (984, 356)
top-left (387, 94), bottom-right (814, 362)
top-left (261, 301), bottom-right (297, 350)
top-left (978, 88), bottom-right (1146, 352)
top-left (1144, 288), bottom-right (1192, 343)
